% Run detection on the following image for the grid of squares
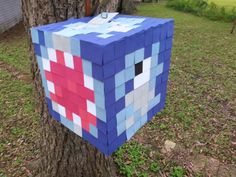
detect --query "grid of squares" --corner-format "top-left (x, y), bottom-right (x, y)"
top-left (31, 15), bottom-right (174, 155)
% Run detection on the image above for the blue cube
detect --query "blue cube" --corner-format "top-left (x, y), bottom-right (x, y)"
top-left (31, 14), bottom-right (174, 155)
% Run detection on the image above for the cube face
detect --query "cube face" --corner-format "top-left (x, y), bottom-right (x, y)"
top-left (31, 15), bottom-right (174, 155)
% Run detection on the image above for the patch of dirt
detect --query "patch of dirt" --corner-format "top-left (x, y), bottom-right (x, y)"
top-left (186, 154), bottom-right (236, 177)
top-left (162, 140), bottom-right (176, 153)
top-left (133, 131), bottom-right (236, 177)
top-left (173, 146), bottom-right (236, 177)
top-left (0, 22), bottom-right (26, 42)
top-left (218, 164), bottom-right (236, 177)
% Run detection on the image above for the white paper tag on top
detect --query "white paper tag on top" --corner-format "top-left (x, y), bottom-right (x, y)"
top-left (88, 12), bottom-right (119, 25)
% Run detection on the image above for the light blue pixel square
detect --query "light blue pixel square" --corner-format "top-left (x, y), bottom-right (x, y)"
top-left (140, 115), bottom-right (148, 126)
top-left (156, 63), bottom-right (164, 76)
top-left (152, 42), bottom-right (160, 56)
top-left (134, 110), bottom-right (141, 121)
top-left (82, 59), bottom-right (92, 76)
top-left (71, 38), bottom-right (81, 56)
top-left (36, 56), bottom-right (50, 98)
top-left (31, 28), bottom-right (39, 44)
top-left (115, 70), bottom-right (125, 87)
top-left (93, 79), bottom-right (104, 95)
top-left (149, 78), bottom-right (156, 90)
top-left (117, 121), bottom-right (126, 136)
top-left (44, 32), bottom-right (53, 48)
top-left (90, 124), bottom-right (98, 138)
top-left (125, 52), bottom-right (135, 68)
top-left (96, 107), bottom-right (106, 122)
top-left (126, 125), bottom-right (136, 140)
top-left (148, 93), bottom-right (161, 110)
top-left (115, 84), bottom-right (125, 101)
top-left (125, 66), bottom-right (135, 82)
top-left (133, 120), bottom-right (141, 132)
top-left (61, 115), bottom-right (74, 132)
top-left (135, 48), bottom-right (144, 64)
top-left (116, 109), bottom-right (126, 124)
top-left (94, 92), bottom-right (105, 109)
top-left (150, 63), bottom-right (164, 78)
top-left (125, 104), bottom-right (134, 118)
top-left (40, 45), bottom-right (49, 59)
top-left (97, 34), bottom-right (113, 38)
top-left (151, 54), bottom-right (159, 68)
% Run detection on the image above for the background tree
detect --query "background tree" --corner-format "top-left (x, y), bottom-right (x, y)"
top-left (20, 0), bottom-right (135, 176)
top-left (118, 0), bottom-right (137, 14)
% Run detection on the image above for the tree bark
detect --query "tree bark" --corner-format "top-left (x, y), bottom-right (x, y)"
top-left (118, 0), bottom-right (136, 14)
top-left (21, 1), bottom-right (121, 177)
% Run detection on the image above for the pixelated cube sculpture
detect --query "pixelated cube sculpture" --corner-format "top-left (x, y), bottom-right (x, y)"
top-left (31, 14), bottom-right (174, 155)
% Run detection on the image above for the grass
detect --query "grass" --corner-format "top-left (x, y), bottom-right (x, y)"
top-left (0, 24), bottom-right (31, 74)
top-left (0, 2), bottom-right (236, 177)
top-left (169, 166), bottom-right (185, 177)
top-left (114, 142), bottom-right (149, 177)
top-left (0, 71), bottom-right (36, 118)
top-left (0, 70), bottom-right (39, 176)
top-left (0, 30), bottom-right (39, 176)
top-left (208, 0), bottom-right (236, 9)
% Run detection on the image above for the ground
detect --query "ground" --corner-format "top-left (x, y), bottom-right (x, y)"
top-left (0, 2), bottom-right (236, 177)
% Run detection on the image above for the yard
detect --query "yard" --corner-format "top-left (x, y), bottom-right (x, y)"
top-left (0, 2), bottom-right (235, 177)
top-left (208, 0), bottom-right (236, 9)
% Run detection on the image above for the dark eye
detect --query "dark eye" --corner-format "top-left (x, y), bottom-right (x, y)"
top-left (135, 61), bottom-right (143, 76)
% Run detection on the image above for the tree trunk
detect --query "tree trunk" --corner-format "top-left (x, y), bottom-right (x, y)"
top-left (21, 1), bottom-right (120, 177)
top-left (118, 0), bottom-right (136, 14)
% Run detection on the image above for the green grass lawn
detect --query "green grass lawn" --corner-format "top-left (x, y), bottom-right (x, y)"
top-left (0, 24), bottom-right (31, 74)
top-left (0, 2), bottom-right (236, 177)
top-left (0, 24), bottom-right (40, 177)
top-left (208, 0), bottom-right (236, 9)
top-left (0, 70), bottom-right (39, 176)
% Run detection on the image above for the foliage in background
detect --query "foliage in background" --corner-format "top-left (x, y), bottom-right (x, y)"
top-left (166, 0), bottom-right (236, 22)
